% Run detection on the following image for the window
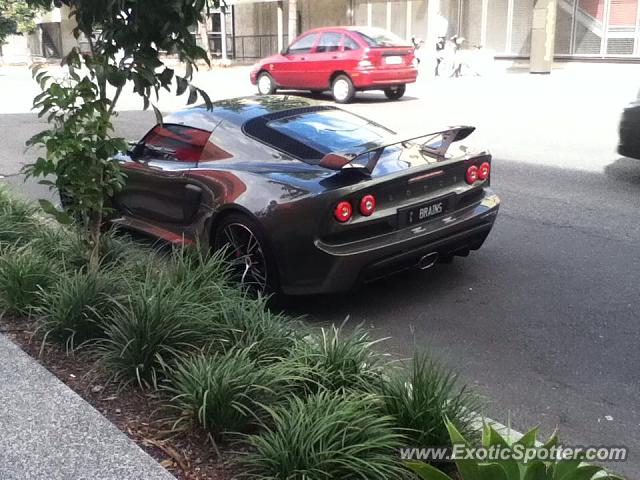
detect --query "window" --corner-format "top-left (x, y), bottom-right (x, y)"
top-left (316, 32), bottom-right (343, 53)
top-left (267, 109), bottom-right (393, 158)
top-left (344, 35), bottom-right (361, 51)
top-left (141, 124), bottom-right (211, 162)
top-left (287, 33), bottom-right (318, 54)
top-left (353, 27), bottom-right (411, 47)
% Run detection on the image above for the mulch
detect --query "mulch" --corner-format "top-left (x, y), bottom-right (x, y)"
top-left (0, 315), bottom-right (242, 480)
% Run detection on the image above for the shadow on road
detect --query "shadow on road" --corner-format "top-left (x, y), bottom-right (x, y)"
top-left (604, 156), bottom-right (640, 186)
top-left (273, 91), bottom-right (420, 105)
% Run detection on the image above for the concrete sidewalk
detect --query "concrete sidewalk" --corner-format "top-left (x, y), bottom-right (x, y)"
top-left (0, 334), bottom-right (175, 480)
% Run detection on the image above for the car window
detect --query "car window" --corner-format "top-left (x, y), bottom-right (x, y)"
top-left (287, 33), bottom-right (319, 54)
top-left (267, 109), bottom-right (393, 158)
top-left (353, 27), bottom-right (411, 47)
top-left (141, 124), bottom-right (211, 162)
top-left (343, 35), bottom-right (360, 51)
top-left (316, 32), bottom-right (343, 53)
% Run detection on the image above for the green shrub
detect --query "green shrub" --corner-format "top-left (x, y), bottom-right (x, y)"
top-left (0, 188), bottom-right (40, 249)
top-left (35, 269), bottom-right (122, 352)
top-left (213, 294), bottom-right (303, 363)
top-left (245, 391), bottom-right (406, 480)
top-left (164, 348), bottom-right (282, 442)
top-left (0, 246), bottom-right (56, 316)
top-left (378, 353), bottom-right (481, 449)
top-left (95, 278), bottom-right (216, 388)
top-left (285, 324), bottom-right (389, 394)
top-left (407, 420), bottom-right (624, 480)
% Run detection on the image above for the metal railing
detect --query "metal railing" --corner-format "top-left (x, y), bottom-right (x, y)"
top-left (232, 34), bottom-right (289, 62)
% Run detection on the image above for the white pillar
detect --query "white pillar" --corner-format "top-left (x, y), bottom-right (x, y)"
top-left (367, 0), bottom-right (372, 26)
top-left (288, 0), bottom-right (298, 42)
top-left (220, 6), bottom-right (228, 61)
top-left (406, 0), bottom-right (413, 40)
top-left (427, 0), bottom-right (442, 46)
top-left (530, 0), bottom-right (557, 73)
top-left (277, 0), bottom-right (284, 51)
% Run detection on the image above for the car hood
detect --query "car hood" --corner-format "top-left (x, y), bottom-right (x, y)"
top-left (257, 54), bottom-right (285, 67)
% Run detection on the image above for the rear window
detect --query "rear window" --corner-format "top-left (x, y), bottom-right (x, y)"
top-left (142, 124), bottom-right (211, 162)
top-left (353, 27), bottom-right (411, 47)
top-left (267, 109), bottom-right (392, 157)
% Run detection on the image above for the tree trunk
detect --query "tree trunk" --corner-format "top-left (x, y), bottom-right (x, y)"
top-left (87, 207), bottom-right (103, 271)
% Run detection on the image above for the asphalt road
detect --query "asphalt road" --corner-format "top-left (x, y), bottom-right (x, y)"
top-left (1, 63), bottom-right (639, 476)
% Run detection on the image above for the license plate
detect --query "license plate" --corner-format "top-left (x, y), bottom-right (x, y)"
top-left (400, 196), bottom-right (452, 227)
top-left (385, 56), bottom-right (403, 65)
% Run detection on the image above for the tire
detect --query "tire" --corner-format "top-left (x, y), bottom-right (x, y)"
top-left (213, 213), bottom-right (278, 294)
top-left (331, 74), bottom-right (355, 104)
top-left (384, 85), bottom-right (406, 100)
top-left (257, 72), bottom-right (276, 95)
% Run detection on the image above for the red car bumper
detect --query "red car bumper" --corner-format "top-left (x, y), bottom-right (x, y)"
top-left (351, 67), bottom-right (418, 89)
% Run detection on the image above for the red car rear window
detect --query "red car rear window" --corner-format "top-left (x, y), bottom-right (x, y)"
top-left (144, 124), bottom-right (211, 162)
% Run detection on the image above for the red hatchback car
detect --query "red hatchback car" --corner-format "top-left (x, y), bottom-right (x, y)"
top-left (250, 26), bottom-right (418, 103)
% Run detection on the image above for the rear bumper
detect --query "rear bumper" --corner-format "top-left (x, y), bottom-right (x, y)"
top-left (281, 189), bottom-right (500, 295)
top-left (351, 67), bottom-right (418, 89)
top-left (618, 104), bottom-right (640, 160)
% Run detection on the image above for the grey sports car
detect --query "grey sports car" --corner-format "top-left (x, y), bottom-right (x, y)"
top-left (110, 95), bottom-right (500, 294)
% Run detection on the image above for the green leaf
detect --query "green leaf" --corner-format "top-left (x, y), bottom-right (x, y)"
top-left (187, 86), bottom-right (198, 105)
top-left (523, 461), bottom-right (550, 480)
top-left (515, 427), bottom-right (539, 448)
top-left (38, 199), bottom-right (73, 225)
top-left (446, 419), bottom-right (480, 480)
top-left (405, 461), bottom-right (455, 480)
top-left (152, 104), bottom-right (163, 126)
top-left (176, 76), bottom-right (189, 96)
top-left (477, 463), bottom-right (509, 480)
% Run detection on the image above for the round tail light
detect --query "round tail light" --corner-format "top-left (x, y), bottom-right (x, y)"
top-left (466, 165), bottom-right (479, 184)
top-left (477, 162), bottom-right (491, 181)
top-left (359, 194), bottom-right (376, 216)
top-left (334, 200), bottom-right (353, 222)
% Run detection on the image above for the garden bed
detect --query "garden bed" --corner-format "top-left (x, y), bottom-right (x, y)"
top-left (0, 186), bottom-right (481, 480)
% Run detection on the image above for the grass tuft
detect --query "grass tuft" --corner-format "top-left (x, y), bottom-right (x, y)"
top-left (0, 187), bottom-right (41, 249)
top-left (95, 277), bottom-right (216, 389)
top-left (0, 246), bottom-right (56, 316)
top-left (285, 323), bottom-right (390, 395)
top-left (208, 293), bottom-right (303, 363)
top-left (377, 352), bottom-right (482, 448)
top-left (244, 391), bottom-right (406, 480)
top-left (35, 269), bottom-right (123, 352)
top-left (164, 348), bottom-right (281, 442)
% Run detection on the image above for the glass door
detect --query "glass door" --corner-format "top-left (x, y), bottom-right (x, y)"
top-left (604, 0), bottom-right (638, 55)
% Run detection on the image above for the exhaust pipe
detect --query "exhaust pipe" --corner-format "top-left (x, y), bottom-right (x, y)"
top-left (418, 252), bottom-right (439, 270)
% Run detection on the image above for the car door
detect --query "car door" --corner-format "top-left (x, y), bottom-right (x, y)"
top-left (114, 124), bottom-right (210, 226)
top-left (272, 33), bottom-right (319, 88)
top-left (307, 31), bottom-right (344, 89)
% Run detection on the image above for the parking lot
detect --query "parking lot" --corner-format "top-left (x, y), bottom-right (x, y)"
top-left (1, 62), bottom-right (640, 476)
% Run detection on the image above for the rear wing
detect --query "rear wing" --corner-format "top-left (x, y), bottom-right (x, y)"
top-left (319, 126), bottom-right (475, 174)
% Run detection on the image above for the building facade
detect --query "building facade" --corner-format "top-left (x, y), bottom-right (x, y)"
top-left (219, 0), bottom-right (640, 61)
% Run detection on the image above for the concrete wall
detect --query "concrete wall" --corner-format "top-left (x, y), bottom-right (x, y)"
top-left (0, 35), bottom-right (31, 64)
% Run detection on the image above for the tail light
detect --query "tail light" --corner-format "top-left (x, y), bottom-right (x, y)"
top-left (465, 165), bottom-right (479, 184)
top-left (477, 162), bottom-right (491, 181)
top-left (334, 200), bottom-right (353, 222)
top-left (359, 194), bottom-right (376, 216)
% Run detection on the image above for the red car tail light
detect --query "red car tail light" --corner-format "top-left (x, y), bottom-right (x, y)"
top-left (359, 194), bottom-right (376, 216)
top-left (334, 200), bottom-right (353, 222)
top-left (477, 162), bottom-right (491, 181)
top-left (466, 165), bottom-right (479, 184)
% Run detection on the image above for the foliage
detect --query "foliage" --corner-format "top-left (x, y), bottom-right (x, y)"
top-left (285, 323), bottom-right (390, 394)
top-left (35, 269), bottom-right (122, 352)
top-left (95, 276), bottom-right (216, 389)
top-left (24, 0), bottom-right (215, 267)
top-left (164, 348), bottom-right (283, 442)
top-left (0, 246), bottom-right (55, 316)
top-left (378, 352), bottom-right (481, 448)
top-left (244, 391), bottom-right (407, 480)
top-left (0, 0), bottom-right (38, 48)
top-left (212, 293), bottom-right (303, 363)
top-left (406, 420), bottom-right (624, 480)
top-left (0, 186), bottom-right (40, 248)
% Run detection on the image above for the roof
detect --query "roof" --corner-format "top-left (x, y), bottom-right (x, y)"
top-left (164, 95), bottom-right (328, 132)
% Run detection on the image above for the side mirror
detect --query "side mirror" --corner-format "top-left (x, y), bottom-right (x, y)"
top-left (280, 48), bottom-right (288, 55)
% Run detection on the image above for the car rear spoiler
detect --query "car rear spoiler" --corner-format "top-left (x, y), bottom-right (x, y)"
top-left (319, 125), bottom-right (476, 174)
